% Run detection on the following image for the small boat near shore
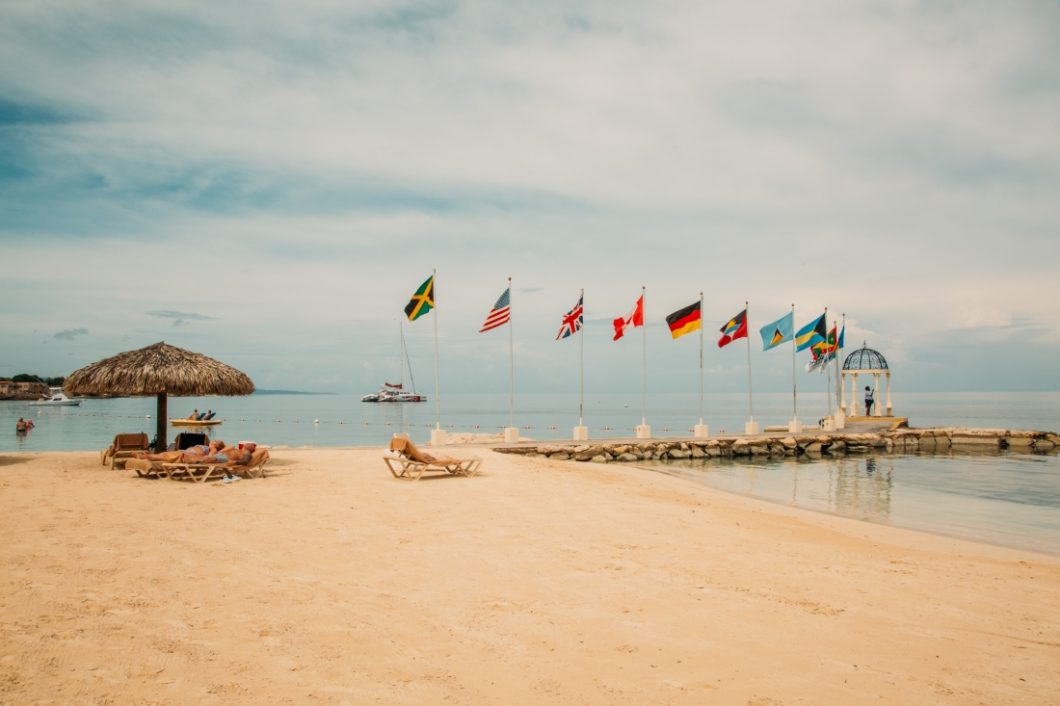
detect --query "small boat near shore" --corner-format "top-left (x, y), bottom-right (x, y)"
top-left (29, 388), bottom-right (81, 406)
top-left (171, 418), bottom-right (224, 428)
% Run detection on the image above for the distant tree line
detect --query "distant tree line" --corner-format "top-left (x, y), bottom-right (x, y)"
top-left (4, 374), bottom-right (65, 386)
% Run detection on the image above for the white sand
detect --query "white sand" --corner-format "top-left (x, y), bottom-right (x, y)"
top-left (1, 447), bottom-right (1058, 705)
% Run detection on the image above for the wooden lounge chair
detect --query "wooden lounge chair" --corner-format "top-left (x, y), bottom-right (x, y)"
top-left (101, 432), bottom-right (151, 469)
top-left (124, 457), bottom-right (171, 479)
top-left (162, 447), bottom-right (270, 483)
top-left (383, 435), bottom-right (481, 481)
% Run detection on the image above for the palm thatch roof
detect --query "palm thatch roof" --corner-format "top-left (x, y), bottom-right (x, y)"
top-left (65, 342), bottom-right (254, 452)
top-left (64, 341), bottom-right (254, 397)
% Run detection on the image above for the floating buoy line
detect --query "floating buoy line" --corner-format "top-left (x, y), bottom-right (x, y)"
top-left (22, 409), bottom-right (702, 435)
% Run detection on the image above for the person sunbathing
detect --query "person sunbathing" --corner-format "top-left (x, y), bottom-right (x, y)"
top-left (134, 439), bottom-right (225, 463)
top-left (201, 442), bottom-right (256, 465)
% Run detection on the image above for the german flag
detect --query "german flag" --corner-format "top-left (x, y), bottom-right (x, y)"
top-left (404, 275), bottom-right (434, 321)
top-left (666, 301), bottom-right (701, 340)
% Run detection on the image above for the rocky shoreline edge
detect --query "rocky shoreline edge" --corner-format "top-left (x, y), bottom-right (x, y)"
top-left (493, 428), bottom-right (1060, 463)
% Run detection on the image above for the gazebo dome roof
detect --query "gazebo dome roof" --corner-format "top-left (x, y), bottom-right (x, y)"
top-left (842, 344), bottom-right (888, 371)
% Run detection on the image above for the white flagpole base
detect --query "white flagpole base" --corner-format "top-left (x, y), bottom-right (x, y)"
top-left (834, 409), bottom-right (846, 429)
top-left (693, 423), bottom-right (710, 439)
top-left (503, 426), bottom-right (520, 443)
top-left (788, 418), bottom-right (803, 433)
top-left (572, 425), bottom-right (589, 441)
top-left (744, 419), bottom-right (760, 435)
top-left (635, 424), bottom-right (651, 439)
top-left (430, 428), bottom-right (448, 446)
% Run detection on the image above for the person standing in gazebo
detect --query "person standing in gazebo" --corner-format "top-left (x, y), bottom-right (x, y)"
top-left (864, 386), bottom-right (874, 416)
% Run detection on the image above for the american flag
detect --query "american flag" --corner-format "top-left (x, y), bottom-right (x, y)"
top-left (556, 294), bottom-right (584, 340)
top-left (479, 288), bottom-right (511, 333)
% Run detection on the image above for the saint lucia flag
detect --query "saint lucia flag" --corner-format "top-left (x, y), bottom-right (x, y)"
top-left (759, 311), bottom-right (793, 351)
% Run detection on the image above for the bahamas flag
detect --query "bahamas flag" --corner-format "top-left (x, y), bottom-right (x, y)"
top-left (759, 311), bottom-right (793, 351)
top-left (795, 313), bottom-right (828, 352)
top-left (404, 275), bottom-right (435, 321)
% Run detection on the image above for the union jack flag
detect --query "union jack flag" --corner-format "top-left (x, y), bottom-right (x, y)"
top-left (556, 294), bottom-right (584, 340)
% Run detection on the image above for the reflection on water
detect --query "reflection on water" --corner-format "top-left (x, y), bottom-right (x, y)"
top-left (654, 452), bottom-right (1060, 556)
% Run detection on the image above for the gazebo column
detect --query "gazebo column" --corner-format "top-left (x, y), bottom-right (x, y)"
top-left (851, 373), bottom-right (859, 415)
top-left (874, 374), bottom-right (881, 417)
top-left (840, 371), bottom-right (847, 413)
top-left (886, 372), bottom-right (893, 416)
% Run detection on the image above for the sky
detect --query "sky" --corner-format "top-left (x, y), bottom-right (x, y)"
top-left (1, 1), bottom-right (1058, 396)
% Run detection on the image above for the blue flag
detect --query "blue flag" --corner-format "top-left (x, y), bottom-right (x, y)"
top-left (760, 311), bottom-right (794, 351)
top-left (795, 313), bottom-right (828, 352)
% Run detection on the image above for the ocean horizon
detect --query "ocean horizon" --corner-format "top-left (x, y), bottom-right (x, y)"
top-left (4, 390), bottom-right (1059, 452)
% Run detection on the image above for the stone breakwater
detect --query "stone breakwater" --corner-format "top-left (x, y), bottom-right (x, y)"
top-left (493, 428), bottom-right (1060, 463)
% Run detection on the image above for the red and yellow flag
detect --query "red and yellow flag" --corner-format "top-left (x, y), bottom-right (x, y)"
top-left (665, 301), bottom-right (701, 340)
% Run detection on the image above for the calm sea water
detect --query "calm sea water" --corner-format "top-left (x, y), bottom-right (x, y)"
top-left (650, 453), bottom-right (1060, 556)
top-left (4, 391), bottom-right (1058, 553)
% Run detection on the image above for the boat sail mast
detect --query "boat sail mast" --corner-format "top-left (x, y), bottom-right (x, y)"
top-left (400, 320), bottom-right (418, 395)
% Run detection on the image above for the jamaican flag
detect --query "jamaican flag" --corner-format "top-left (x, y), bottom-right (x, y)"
top-left (404, 275), bottom-right (435, 321)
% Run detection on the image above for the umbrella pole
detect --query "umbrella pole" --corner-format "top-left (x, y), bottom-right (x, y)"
top-left (156, 393), bottom-right (168, 452)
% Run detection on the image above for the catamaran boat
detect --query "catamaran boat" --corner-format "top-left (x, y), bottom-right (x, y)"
top-left (362, 323), bottom-right (427, 403)
top-left (29, 387), bottom-right (82, 406)
top-left (362, 382), bottom-right (426, 403)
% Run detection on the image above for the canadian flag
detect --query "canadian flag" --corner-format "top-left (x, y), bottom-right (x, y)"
top-left (613, 293), bottom-right (645, 341)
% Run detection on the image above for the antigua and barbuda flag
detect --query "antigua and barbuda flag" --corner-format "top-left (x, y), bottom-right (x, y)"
top-left (718, 308), bottom-right (748, 348)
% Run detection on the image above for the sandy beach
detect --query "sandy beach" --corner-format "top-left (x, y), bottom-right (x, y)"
top-left (1, 446), bottom-right (1058, 705)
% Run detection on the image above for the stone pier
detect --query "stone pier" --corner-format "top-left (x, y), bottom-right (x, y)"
top-left (492, 427), bottom-right (1060, 463)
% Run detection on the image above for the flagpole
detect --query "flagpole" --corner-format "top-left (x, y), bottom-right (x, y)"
top-left (432, 268), bottom-right (441, 434)
top-left (698, 291), bottom-right (704, 425)
top-left (790, 303), bottom-right (798, 426)
top-left (824, 306), bottom-right (832, 421)
top-left (835, 312), bottom-right (845, 428)
top-left (579, 287), bottom-right (585, 427)
top-left (745, 300), bottom-right (753, 421)
top-left (507, 276), bottom-right (514, 430)
top-left (642, 286), bottom-right (648, 428)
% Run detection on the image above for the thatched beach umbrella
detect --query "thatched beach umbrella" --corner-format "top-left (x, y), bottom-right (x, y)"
top-left (64, 341), bottom-right (255, 451)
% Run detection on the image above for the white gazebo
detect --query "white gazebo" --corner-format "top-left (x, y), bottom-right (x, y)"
top-left (841, 344), bottom-right (892, 417)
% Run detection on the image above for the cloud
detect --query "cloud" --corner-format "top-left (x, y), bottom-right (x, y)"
top-left (0, 2), bottom-right (1057, 392)
top-left (146, 310), bottom-right (217, 328)
top-left (54, 328), bottom-right (88, 341)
